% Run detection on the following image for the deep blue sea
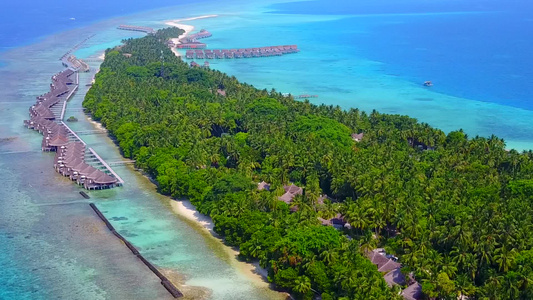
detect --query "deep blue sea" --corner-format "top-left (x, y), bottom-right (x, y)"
top-left (268, 0), bottom-right (533, 110)
top-left (0, 0), bottom-right (208, 50)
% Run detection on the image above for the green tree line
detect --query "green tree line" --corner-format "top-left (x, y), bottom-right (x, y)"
top-left (83, 28), bottom-right (533, 299)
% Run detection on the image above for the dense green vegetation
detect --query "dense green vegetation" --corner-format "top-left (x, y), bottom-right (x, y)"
top-left (84, 27), bottom-right (533, 299)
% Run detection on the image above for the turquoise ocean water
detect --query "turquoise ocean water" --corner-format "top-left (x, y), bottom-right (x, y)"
top-left (1, 0), bottom-right (532, 299)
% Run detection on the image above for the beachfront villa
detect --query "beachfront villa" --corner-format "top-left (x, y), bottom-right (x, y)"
top-left (366, 249), bottom-right (423, 300)
top-left (279, 183), bottom-right (303, 204)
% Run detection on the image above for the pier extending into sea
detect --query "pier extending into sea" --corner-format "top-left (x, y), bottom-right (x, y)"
top-left (117, 25), bottom-right (155, 35)
top-left (23, 39), bottom-right (124, 190)
top-left (184, 45), bottom-right (299, 59)
top-left (165, 27), bottom-right (300, 59)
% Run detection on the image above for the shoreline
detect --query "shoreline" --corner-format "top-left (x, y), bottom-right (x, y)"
top-left (84, 113), bottom-right (286, 298)
top-left (169, 198), bottom-right (277, 292)
top-left (164, 15), bottom-right (218, 57)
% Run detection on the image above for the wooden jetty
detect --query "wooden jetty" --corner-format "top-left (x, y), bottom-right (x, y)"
top-left (180, 29), bottom-right (211, 43)
top-left (107, 160), bottom-right (136, 166)
top-left (23, 54), bottom-right (123, 189)
top-left (88, 148), bottom-right (125, 185)
top-left (62, 55), bottom-right (90, 72)
top-left (171, 28), bottom-right (299, 60)
top-left (183, 45), bottom-right (299, 59)
top-left (293, 94), bottom-right (318, 99)
top-left (117, 25), bottom-right (155, 35)
top-left (60, 34), bottom-right (95, 61)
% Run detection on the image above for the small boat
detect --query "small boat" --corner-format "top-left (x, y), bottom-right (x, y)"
top-left (423, 81), bottom-right (433, 87)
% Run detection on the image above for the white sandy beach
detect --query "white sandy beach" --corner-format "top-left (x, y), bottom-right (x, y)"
top-left (169, 199), bottom-right (274, 289)
top-left (164, 15), bottom-right (218, 57)
top-left (170, 199), bottom-right (216, 234)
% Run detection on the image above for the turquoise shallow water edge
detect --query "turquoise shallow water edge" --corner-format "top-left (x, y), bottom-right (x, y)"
top-left (1, 0), bottom-right (532, 298)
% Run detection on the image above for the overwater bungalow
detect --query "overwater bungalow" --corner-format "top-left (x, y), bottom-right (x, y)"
top-left (84, 171), bottom-right (118, 190)
top-left (46, 135), bottom-right (70, 151)
top-left (24, 64), bottom-right (121, 189)
top-left (70, 162), bottom-right (90, 181)
top-left (175, 42), bottom-right (206, 49)
top-left (77, 165), bottom-right (99, 185)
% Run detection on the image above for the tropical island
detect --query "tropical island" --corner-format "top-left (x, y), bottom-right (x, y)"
top-left (83, 27), bottom-right (533, 299)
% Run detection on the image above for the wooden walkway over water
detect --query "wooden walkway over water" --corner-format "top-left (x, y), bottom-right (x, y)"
top-left (117, 25), bottom-right (155, 35)
top-left (23, 42), bottom-right (126, 189)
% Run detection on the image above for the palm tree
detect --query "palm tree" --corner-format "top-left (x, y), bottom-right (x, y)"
top-left (494, 246), bottom-right (517, 272)
top-left (293, 276), bottom-right (312, 295)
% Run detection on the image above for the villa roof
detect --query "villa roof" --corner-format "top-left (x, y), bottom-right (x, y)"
top-left (366, 250), bottom-right (391, 269)
top-left (94, 173), bottom-right (117, 184)
top-left (284, 184), bottom-right (303, 195)
top-left (402, 283), bottom-right (423, 300)
top-left (258, 181), bottom-right (271, 191)
top-left (86, 169), bottom-right (104, 180)
top-left (79, 165), bottom-right (98, 175)
top-left (378, 259), bottom-right (402, 273)
top-left (351, 132), bottom-right (364, 142)
top-left (48, 135), bottom-right (69, 147)
top-left (384, 268), bottom-right (406, 287)
top-left (279, 192), bottom-right (295, 204)
top-left (64, 158), bottom-right (83, 168)
top-left (318, 217), bottom-right (331, 226)
top-left (71, 162), bottom-right (89, 172)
